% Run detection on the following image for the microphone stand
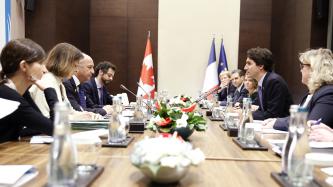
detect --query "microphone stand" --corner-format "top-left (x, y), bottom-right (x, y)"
top-left (195, 86), bottom-right (221, 103)
top-left (136, 82), bottom-right (153, 116)
top-left (120, 84), bottom-right (153, 110)
top-left (136, 82), bottom-right (152, 99)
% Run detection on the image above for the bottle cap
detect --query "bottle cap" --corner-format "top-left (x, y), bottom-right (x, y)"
top-left (298, 107), bottom-right (308, 113)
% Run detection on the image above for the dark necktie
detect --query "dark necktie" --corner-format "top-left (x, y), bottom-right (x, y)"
top-left (99, 87), bottom-right (104, 105)
top-left (258, 86), bottom-right (264, 110)
top-left (78, 85), bottom-right (86, 108)
top-left (233, 90), bottom-right (240, 103)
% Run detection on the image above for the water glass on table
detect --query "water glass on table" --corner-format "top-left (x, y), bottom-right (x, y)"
top-left (212, 107), bottom-right (221, 119)
top-left (225, 112), bottom-right (239, 128)
top-left (74, 137), bottom-right (102, 172)
top-left (245, 123), bottom-right (256, 146)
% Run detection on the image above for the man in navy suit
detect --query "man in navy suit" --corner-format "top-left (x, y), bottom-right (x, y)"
top-left (63, 54), bottom-right (112, 116)
top-left (244, 47), bottom-right (293, 120)
top-left (230, 69), bottom-right (248, 104)
top-left (82, 61), bottom-right (116, 107)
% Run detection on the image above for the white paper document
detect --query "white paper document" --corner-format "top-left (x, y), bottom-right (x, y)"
top-left (122, 110), bottom-right (134, 117)
top-left (0, 98), bottom-right (20, 119)
top-left (72, 129), bottom-right (107, 142)
top-left (261, 128), bottom-right (288, 134)
top-left (309, 141), bottom-right (333, 149)
top-left (0, 165), bottom-right (38, 186)
top-left (326, 177), bottom-right (333, 185)
top-left (30, 129), bottom-right (107, 144)
top-left (245, 122), bottom-right (288, 134)
top-left (321, 167), bottom-right (333, 176)
top-left (30, 135), bottom-right (53, 144)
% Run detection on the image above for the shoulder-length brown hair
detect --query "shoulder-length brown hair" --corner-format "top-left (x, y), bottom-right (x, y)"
top-left (0, 38), bottom-right (45, 81)
top-left (45, 43), bottom-right (83, 78)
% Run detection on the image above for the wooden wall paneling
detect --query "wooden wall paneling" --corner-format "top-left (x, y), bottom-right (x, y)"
top-left (127, 0), bottom-right (158, 18)
top-left (25, 0), bottom-right (90, 52)
top-left (56, 0), bottom-right (90, 53)
top-left (127, 0), bottom-right (158, 101)
top-left (310, 0), bottom-right (329, 48)
top-left (90, 0), bottom-right (128, 97)
top-left (238, 0), bottom-right (272, 69)
top-left (271, 0), bottom-right (313, 103)
top-left (90, 0), bottom-right (127, 17)
top-left (127, 19), bottom-right (158, 100)
top-left (25, 0), bottom-right (56, 51)
top-left (90, 0), bottom-right (158, 101)
top-left (90, 17), bottom-right (128, 96)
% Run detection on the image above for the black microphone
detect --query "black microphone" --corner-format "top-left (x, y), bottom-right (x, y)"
top-left (120, 84), bottom-right (152, 110)
top-left (120, 84), bottom-right (137, 97)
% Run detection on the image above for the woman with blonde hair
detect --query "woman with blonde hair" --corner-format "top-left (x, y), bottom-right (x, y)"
top-left (30, 43), bottom-right (99, 120)
top-left (218, 70), bottom-right (236, 103)
top-left (264, 48), bottom-right (333, 130)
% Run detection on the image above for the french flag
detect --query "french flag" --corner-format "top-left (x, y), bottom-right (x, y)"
top-left (202, 38), bottom-right (219, 93)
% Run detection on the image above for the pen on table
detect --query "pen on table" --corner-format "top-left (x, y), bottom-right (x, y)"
top-left (311, 118), bottom-right (322, 126)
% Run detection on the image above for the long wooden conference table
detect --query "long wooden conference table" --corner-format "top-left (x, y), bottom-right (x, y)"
top-left (0, 116), bottom-right (291, 187)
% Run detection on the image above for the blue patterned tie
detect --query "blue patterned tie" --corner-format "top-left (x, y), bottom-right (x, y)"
top-left (99, 87), bottom-right (104, 105)
top-left (258, 86), bottom-right (264, 110)
top-left (78, 85), bottom-right (86, 108)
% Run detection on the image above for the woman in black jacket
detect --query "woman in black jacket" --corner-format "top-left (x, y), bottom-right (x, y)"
top-left (263, 48), bottom-right (333, 131)
top-left (0, 38), bottom-right (57, 143)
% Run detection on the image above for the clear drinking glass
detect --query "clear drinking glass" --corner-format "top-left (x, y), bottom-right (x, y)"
top-left (245, 125), bottom-right (255, 146)
top-left (212, 107), bottom-right (221, 118)
top-left (74, 137), bottom-right (101, 172)
top-left (226, 113), bottom-right (239, 128)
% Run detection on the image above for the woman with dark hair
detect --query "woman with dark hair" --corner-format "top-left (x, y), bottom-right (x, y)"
top-left (0, 38), bottom-right (57, 143)
top-left (244, 75), bottom-right (259, 105)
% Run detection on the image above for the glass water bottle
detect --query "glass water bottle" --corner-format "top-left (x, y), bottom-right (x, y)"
top-left (281, 105), bottom-right (299, 174)
top-left (287, 107), bottom-right (312, 186)
top-left (48, 102), bottom-right (77, 187)
top-left (238, 98), bottom-right (253, 143)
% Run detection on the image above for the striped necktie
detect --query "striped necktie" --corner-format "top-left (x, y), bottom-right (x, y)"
top-left (258, 86), bottom-right (264, 110)
top-left (78, 85), bottom-right (86, 108)
top-left (99, 87), bottom-right (104, 105)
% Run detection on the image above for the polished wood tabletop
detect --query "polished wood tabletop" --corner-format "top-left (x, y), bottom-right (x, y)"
top-left (0, 117), bottom-right (287, 187)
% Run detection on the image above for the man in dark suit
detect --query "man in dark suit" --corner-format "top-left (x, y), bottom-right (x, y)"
top-left (230, 69), bottom-right (248, 104)
top-left (63, 54), bottom-right (112, 116)
top-left (244, 47), bottom-right (293, 120)
top-left (82, 61), bottom-right (116, 107)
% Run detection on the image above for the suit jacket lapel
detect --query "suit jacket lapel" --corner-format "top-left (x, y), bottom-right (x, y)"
top-left (92, 78), bottom-right (100, 104)
top-left (261, 72), bottom-right (271, 107)
top-left (70, 78), bottom-right (80, 102)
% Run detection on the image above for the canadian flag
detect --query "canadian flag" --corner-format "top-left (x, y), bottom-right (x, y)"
top-left (137, 33), bottom-right (155, 99)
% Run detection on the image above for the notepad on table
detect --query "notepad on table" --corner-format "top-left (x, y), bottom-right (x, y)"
top-left (0, 165), bottom-right (38, 186)
top-left (30, 135), bottom-right (53, 144)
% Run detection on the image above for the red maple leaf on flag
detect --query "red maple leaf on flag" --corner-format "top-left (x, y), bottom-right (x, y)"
top-left (141, 63), bottom-right (154, 86)
top-left (137, 34), bottom-right (156, 99)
